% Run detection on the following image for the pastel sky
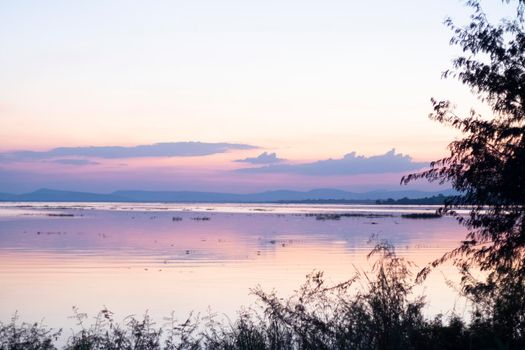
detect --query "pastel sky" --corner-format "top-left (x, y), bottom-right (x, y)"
top-left (0, 0), bottom-right (508, 193)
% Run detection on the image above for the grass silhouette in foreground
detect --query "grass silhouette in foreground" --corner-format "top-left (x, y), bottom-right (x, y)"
top-left (2, 243), bottom-right (524, 350)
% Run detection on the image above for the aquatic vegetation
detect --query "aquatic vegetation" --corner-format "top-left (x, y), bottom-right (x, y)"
top-left (305, 213), bottom-right (393, 221)
top-left (400, 213), bottom-right (442, 219)
top-left (191, 217), bottom-right (211, 221)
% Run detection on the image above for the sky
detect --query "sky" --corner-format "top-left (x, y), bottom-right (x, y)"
top-left (0, 0), bottom-right (511, 193)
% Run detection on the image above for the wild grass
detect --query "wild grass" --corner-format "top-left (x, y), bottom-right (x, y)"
top-left (0, 314), bottom-right (60, 350)
top-left (1, 244), bottom-right (523, 350)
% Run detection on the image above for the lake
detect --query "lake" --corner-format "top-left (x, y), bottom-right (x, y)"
top-left (0, 202), bottom-right (469, 331)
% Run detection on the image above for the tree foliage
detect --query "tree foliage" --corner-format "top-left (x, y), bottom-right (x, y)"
top-left (402, 0), bottom-right (525, 344)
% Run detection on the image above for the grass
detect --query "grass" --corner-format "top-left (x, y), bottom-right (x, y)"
top-left (2, 243), bottom-right (523, 349)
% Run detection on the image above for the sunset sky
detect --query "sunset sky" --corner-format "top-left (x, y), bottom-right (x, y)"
top-left (0, 0), bottom-right (505, 193)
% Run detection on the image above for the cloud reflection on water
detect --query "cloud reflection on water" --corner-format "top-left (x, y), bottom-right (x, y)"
top-left (0, 203), bottom-right (466, 332)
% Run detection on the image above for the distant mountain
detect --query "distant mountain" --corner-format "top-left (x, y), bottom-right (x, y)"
top-left (0, 188), bottom-right (457, 203)
top-left (112, 190), bottom-right (246, 202)
top-left (0, 192), bottom-right (14, 201)
top-left (10, 188), bottom-right (126, 202)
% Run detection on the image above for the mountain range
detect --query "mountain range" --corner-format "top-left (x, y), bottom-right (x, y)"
top-left (0, 188), bottom-right (456, 203)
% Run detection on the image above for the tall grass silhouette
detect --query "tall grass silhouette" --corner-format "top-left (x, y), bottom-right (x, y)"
top-left (2, 243), bottom-right (523, 349)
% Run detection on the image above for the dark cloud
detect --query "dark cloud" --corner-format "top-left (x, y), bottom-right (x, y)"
top-left (49, 159), bottom-right (100, 166)
top-left (235, 149), bottom-right (427, 176)
top-left (235, 152), bottom-right (285, 164)
top-left (0, 142), bottom-right (257, 161)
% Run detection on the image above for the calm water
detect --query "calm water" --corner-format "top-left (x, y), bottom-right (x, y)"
top-left (0, 202), bottom-right (469, 330)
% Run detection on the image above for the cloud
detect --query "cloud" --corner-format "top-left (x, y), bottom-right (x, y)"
top-left (0, 142), bottom-right (257, 161)
top-left (235, 152), bottom-right (285, 164)
top-left (235, 149), bottom-right (426, 176)
top-left (50, 159), bottom-right (100, 166)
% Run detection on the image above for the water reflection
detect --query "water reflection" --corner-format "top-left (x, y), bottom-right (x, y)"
top-left (0, 203), bottom-right (467, 330)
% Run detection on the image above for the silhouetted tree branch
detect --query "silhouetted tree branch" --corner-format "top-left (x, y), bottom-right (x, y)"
top-left (402, 0), bottom-right (525, 345)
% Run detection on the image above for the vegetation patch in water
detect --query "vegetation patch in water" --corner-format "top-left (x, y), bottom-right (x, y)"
top-left (191, 217), bottom-right (211, 221)
top-left (305, 213), bottom-right (393, 220)
top-left (401, 213), bottom-right (442, 219)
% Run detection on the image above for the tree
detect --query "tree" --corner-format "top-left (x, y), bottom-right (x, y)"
top-left (402, 0), bottom-right (525, 345)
